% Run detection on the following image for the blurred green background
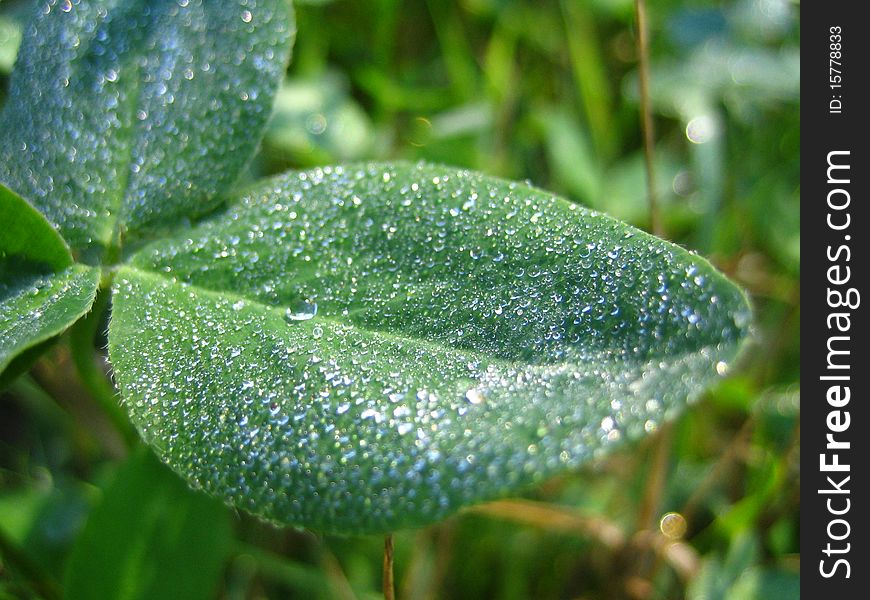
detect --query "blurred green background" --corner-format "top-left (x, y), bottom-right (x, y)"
top-left (0, 0), bottom-right (799, 598)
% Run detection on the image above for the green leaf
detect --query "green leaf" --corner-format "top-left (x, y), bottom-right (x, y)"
top-left (1, 183), bottom-right (100, 375)
top-left (725, 567), bottom-right (800, 600)
top-left (1, 183), bottom-right (72, 270)
top-left (0, 0), bottom-right (295, 256)
top-left (264, 72), bottom-right (375, 164)
top-left (687, 534), bottom-right (799, 600)
top-left (1, 265), bottom-right (100, 374)
top-left (64, 448), bottom-right (233, 600)
top-left (109, 162), bottom-right (750, 533)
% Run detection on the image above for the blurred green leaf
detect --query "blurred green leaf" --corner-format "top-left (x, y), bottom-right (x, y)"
top-left (727, 0), bottom-right (796, 43)
top-left (0, 488), bottom-right (50, 544)
top-left (560, 0), bottom-right (616, 160)
top-left (403, 102), bottom-right (494, 169)
top-left (264, 72), bottom-right (375, 164)
top-left (637, 44), bottom-right (800, 122)
top-left (0, 0), bottom-right (295, 255)
top-left (64, 448), bottom-right (233, 600)
top-left (20, 481), bottom-right (95, 579)
top-left (726, 567), bottom-right (799, 600)
top-left (356, 68), bottom-right (454, 113)
top-left (535, 107), bottom-right (601, 204)
top-left (688, 533), bottom-right (797, 600)
top-left (596, 149), bottom-right (682, 226)
top-left (108, 162), bottom-right (749, 533)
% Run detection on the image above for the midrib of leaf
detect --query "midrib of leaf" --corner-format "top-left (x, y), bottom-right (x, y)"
top-left (101, 21), bottom-right (146, 265)
top-left (117, 265), bottom-right (731, 375)
top-left (120, 265), bottom-right (536, 370)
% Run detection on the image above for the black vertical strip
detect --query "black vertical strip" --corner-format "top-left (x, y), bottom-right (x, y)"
top-left (802, 4), bottom-right (868, 595)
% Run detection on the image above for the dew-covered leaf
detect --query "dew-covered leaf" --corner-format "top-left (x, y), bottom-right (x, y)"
top-left (1, 183), bottom-right (100, 375)
top-left (109, 162), bottom-right (750, 533)
top-left (1, 265), bottom-right (101, 375)
top-left (0, 0), bottom-right (295, 255)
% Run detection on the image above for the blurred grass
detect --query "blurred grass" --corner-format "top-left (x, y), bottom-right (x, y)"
top-left (0, 0), bottom-right (799, 598)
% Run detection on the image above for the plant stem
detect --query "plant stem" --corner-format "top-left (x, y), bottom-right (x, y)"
top-left (636, 423), bottom-right (673, 532)
top-left (69, 285), bottom-right (136, 446)
top-left (634, 0), bottom-right (663, 237)
top-left (469, 499), bottom-right (624, 549)
top-left (383, 534), bottom-right (395, 600)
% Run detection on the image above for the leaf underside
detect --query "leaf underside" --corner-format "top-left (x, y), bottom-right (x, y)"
top-left (109, 162), bottom-right (750, 533)
top-left (0, 0), bottom-right (295, 256)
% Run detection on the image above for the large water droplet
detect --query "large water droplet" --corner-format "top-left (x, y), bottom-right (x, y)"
top-left (465, 389), bottom-right (485, 405)
top-left (284, 300), bottom-right (318, 322)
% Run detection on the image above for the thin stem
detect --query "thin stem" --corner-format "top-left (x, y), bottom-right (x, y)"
top-left (383, 534), bottom-right (395, 600)
top-left (630, 423), bottom-right (675, 593)
top-left (636, 423), bottom-right (673, 532)
top-left (469, 499), bottom-right (624, 549)
top-left (634, 0), bottom-right (663, 237)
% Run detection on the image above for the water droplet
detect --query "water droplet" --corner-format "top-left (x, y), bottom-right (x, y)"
top-left (660, 512), bottom-right (687, 539)
top-left (465, 389), bottom-right (485, 405)
top-left (284, 300), bottom-right (318, 322)
top-left (686, 115), bottom-right (717, 144)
